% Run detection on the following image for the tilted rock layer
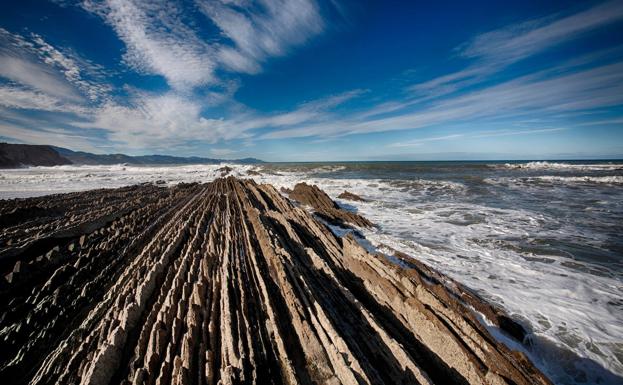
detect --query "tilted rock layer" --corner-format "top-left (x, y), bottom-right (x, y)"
top-left (0, 178), bottom-right (550, 385)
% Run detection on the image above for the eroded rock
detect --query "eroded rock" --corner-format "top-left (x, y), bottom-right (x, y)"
top-left (337, 190), bottom-right (368, 202)
top-left (288, 182), bottom-right (372, 228)
top-left (0, 178), bottom-right (551, 385)
top-left (217, 166), bottom-right (233, 176)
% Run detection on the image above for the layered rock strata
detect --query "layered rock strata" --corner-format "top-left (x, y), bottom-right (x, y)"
top-left (0, 178), bottom-right (550, 385)
top-left (288, 183), bottom-right (372, 228)
top-left (337, 191), bottom-right (368, 202)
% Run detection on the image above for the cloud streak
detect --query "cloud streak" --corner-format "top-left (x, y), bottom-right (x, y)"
top-left (387, 128), bottom-right (567, 148)
top-left (1, 1), bottom-right (621, 157)
top-left (0, 28), bottom-right (110, 103)
top-left (459, 0), bottom-right (623, 64)
top-left (199, 0), bottom-right (324, 74)
top-left (83, 0), bottom-right (327, 89)
top-left (409, 1), bottom-right (623, 97)
top-left (0, 85), bottom-right (87, 114)
top-left (262, 59), bottom-right (623, 139)
top-left (83, 0), bottom-right (218, 89)
top-left (73, 88), bottom-right (362, 149)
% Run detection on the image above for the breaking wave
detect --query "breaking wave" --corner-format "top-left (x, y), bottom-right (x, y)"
top-left (2, 162), bottom-right (622, 384)
top-left (499, 161), bottom-right (623, 171)
top-left (486, 175), bottom-right (623, 186)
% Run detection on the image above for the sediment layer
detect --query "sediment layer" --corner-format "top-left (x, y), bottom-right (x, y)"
top-left (288, 183), bottom-right (372, 228)
top-left (0, 177), bottom-right (550, 385)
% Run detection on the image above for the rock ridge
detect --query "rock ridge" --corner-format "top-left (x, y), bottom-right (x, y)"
top-left (287, 183), bottom-right (372, 228)
top-left (0, 177), bottom-right (551, 385)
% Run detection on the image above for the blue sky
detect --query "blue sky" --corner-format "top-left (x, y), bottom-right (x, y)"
top-left (0, 0), bottom-right (622, 161)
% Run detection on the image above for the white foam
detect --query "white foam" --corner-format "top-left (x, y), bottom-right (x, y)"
top-left (485, 175), bottom-right (623, 186)
top-left (0, 163), bottom-right (256, 198)
top-left (273, 174), bottom-right (623, 384)
top-left (529, 175), bottom-right (623, 184)
top-left (1, 164), bottom-right (622, 384)
top-left (500, 161), bottom-right (623, 171)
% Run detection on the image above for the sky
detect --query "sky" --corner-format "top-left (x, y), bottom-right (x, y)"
top-left (0, 0), bottom-right (622, 161)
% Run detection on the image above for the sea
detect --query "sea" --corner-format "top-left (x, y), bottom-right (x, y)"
top-left (1, 160), bottom-right (622, 385)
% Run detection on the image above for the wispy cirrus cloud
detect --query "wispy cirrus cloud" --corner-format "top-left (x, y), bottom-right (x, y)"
top-left (198, 0), bottom-right (324, 74)
top-left (1, 0), bottom-right (337, 151)
top-left (29, 34), bottom-right (112, 101)
top-left (83, 0), bottom-right (218, 89)
top-left (75, 88), bottom-right (362, 149)
top-left (256, 2), bottom-right (623, 142)
top-left (409, 0), bottom-right (623, 96)
top-left (387, 134), bottom-right (464, 147)
top-left (62, 0), bottom-right (335, 151)
top-left (1, 0), bottom-right (621, 157)
top-left (0, 85), bottom-right (87, 114)
top-left (0, 30), bottom-right (83, 103)
top-left (263, 59), bottom-right (623, 139)
top-left (387, 128), bottom-right (567, 148)
top-left (0, 0), bottom-right (340, 151)
top-left (0, 122), bottom-right (103, 152)
top-left (471, 127), bottom-right (566, 138)
top-left (459, 0), bottom-right (623, 64)
top-left (239, 88), bottom-right (364, 128)
top-left (0, 28), bottom-right (110, 103)
top-left (83, 0), bottom-right (327, 89)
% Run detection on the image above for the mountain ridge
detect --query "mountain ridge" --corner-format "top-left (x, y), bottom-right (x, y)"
top-left (0, 143), bottom-right (264, 168)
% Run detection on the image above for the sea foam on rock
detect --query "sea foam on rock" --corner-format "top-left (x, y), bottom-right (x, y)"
top-left (0, 177), bottom-right (551, 385)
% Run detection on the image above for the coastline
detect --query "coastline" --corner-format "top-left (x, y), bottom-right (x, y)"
top-left (0, 177), bottom-right (551, 385)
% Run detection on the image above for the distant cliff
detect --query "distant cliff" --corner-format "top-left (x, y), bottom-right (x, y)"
top-left (0, 143), bottom-right (264, 168)
top-left (0, 143), bottom-right (72, 168)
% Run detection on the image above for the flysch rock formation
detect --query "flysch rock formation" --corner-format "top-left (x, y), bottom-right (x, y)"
top-left (287, 183), bottom-right (372, 228)
top-left (336, 191), bottom-right (368, 202)
top-left (0, 177), bottom-right (551, 385)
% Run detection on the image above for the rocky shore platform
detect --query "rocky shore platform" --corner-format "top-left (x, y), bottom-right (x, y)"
top-left (0, 177), bottom-right (551, 385)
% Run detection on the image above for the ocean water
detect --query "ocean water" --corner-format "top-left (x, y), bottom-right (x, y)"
top-left (1, 160), bottom-right (622, 384)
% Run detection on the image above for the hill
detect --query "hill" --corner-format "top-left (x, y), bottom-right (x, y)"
top-left (0, 143), bottom-right (72, 168)
top-left (0, 143), bottom-right (264, 168)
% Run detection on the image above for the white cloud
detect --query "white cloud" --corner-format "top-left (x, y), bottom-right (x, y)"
top-left (0, 122), bottom-right (102, 152)
top-left (386, 128), bottom-right (566, 148)
top-left (29, 34), bottom-right (111, 101)
top-left (460, 1), bottom-right (623, 64)
top-left (409, 1), bottom-right (623, 97)
top-left (2, 0), bottom-right (619, 155)
top-left (387, 134), bottom-right (464, 147)
top-left (262, 60), bottom-right (623, 139)
top-left (0, 48), bottom-right (82, 102)
top-left (73, 88), bottom-right (360, 149)
top-left (199, 0), bottom-right (324, 73)
top-left (0, 85), bottom-right (87, 113)
top-left (240, 89), bottom-right (364, 128)
top-left (83, 0), bottom-right (218, 89)
top-left (210, 148), bottom-right (235, 156)
top-left (74, 92), bottom-right (221, 148)
top-left (471, 127), bottom-right (566, 138)
top-left (1, 1), bottom-right (334, 151)
top-left (83, 0), bottom-right (327, 89)
top-left (0, 28), bottom-right (110, 103)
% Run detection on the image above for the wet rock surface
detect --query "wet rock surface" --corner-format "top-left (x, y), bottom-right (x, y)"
top-left (217, 166), bottom-right (233, 176)
top-left (0, 177), bottom-right (550, 385)
top-left (337, 191), bottom-right (368, 202)
top-left (288, 183), bottom-right (373, 228)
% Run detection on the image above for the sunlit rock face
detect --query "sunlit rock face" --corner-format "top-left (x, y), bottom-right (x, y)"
top-left (0, 177), bottom-right (550, 385)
